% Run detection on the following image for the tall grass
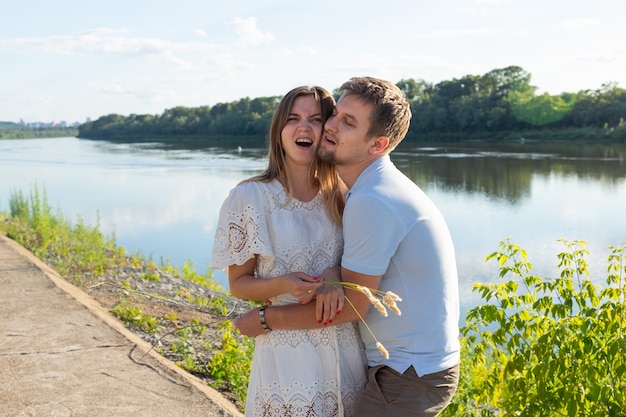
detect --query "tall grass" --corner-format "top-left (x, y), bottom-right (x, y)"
top-left (2, 184), bottom-right (126, 284)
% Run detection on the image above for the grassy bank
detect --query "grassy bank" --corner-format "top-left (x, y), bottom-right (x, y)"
top-left (0, 186), bottom-right (254, 410)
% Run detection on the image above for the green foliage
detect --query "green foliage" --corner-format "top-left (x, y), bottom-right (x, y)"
top-left (6, 185), bottom-right (57, 253)
top-left (170, 324), bottom-right (206, 373)
top-left (562, 83), bottom-right (626, 135)
top-left (603, 117), bottom-right (626, 141)
top-left (186, 294), bottom-right (230, 316)
top-left (111, 299), bottom-right (161, 334)
top-left (141, 260), bottom-right (161, 281)
top-left (441, 338), bottom-right (501, 417)
top-left (180, 259), bottom-right (220, 290)
top-left (208, 320), bottom-right (254, 405)
top-left (459, 239), bottom-right (626, 416)
top-left (509, 91), bottom-right (576, 126)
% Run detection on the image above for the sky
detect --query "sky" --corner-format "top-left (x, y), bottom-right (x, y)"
top-left (2, 0), bottom-right (625, 124)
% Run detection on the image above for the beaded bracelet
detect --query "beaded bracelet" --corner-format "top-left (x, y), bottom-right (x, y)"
top-left (259, 306), bottom-right (271, 331)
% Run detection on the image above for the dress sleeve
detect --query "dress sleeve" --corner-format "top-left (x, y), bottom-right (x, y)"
top-left (211, 181), bottom-right (274, 269)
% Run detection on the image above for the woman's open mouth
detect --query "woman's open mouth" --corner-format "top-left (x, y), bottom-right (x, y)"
top-left (296, 138), bottom-right (313, 148)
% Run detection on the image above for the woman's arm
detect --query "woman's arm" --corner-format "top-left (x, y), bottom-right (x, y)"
top-left (228, 258), bottom-right (322, 303)
top-left (232, 267), bottom-right (383, 336)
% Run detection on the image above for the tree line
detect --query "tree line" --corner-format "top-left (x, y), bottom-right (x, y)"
top-left (78, 66), bottom-right (626, 143)
top-left (0, 122), bottom-right (78, 139)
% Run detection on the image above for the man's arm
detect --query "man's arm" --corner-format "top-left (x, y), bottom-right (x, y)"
top-left (232, 268), bottom-right (382, 337)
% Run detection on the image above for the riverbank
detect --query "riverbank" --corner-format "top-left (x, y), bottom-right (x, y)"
top-left (0, 233), bottom-right (244, 416)
top-left (67, 248), bottom-right (253, 410)
top-left (0, 196), bottom-right (253, 410)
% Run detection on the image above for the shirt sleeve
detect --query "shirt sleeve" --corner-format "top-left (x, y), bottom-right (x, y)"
top-left (341, 194), bottom-right (403, 276)
top-left (211, 181), bottom-right (274, 269)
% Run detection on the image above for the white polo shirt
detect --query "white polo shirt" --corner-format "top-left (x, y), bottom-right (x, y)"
top-left (341, 156), bottom-right (460, 376)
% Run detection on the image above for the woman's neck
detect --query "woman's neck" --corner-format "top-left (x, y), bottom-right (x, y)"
top-left (278, 169), bottom-right (318, 202)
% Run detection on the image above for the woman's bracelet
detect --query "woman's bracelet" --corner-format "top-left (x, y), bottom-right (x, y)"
top-left (259, 306), bottom-right (271, 331)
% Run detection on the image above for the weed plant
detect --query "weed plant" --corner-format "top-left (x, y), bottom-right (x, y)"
top-left (111, 298), bottom-right (161, 334)
top-left (209, 320), bottom-right (254, 404)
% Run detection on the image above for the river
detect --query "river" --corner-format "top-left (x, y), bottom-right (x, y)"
top-left (1, 137), bottom-right (625, 316)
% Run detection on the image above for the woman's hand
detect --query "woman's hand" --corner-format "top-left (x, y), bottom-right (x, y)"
top-left (232, 308), bottom-right (265, 337)
top-left (282, 272), bottom-right (322, 304)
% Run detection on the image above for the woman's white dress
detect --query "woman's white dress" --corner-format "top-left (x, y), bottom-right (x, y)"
top-left (212, 179), bottom-right (366, 417)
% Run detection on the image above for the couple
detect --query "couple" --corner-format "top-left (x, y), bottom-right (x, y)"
top-left (212, 77), bottom-right (460, 417)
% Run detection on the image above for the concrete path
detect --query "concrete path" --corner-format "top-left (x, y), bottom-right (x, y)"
top-left (0, 233), bottom-right (243, 417)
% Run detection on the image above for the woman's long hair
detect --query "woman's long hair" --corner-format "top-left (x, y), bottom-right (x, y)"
top-left (250, 86), bottom-right (344, 224)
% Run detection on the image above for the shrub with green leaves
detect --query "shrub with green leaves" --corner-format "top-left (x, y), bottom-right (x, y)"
top-left (208, 320), bottom-right (254, 406)
top-left (458, 239), bottom-right (625, 417)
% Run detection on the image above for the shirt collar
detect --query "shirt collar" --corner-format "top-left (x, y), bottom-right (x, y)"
top-left (346, 156), bottom-right (391, 201)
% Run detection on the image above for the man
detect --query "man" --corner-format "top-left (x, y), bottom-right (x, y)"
top-left (234, 77), bottom-right (460, 416)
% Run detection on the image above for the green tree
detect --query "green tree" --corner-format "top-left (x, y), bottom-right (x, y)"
top-left (397, 78), bottom-right (432, 102)
top-left (510, 91), bottom-right (576, 126)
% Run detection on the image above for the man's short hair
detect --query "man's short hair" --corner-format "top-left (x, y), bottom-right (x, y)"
top-left (339, 77), bottom-right (412, 152)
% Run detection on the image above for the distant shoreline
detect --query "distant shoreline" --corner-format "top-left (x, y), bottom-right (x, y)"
top-left (3, 126), bottom-right (624, 145)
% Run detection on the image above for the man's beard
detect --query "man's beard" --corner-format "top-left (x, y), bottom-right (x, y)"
top-left (317, 146), bottom-right (337, 164)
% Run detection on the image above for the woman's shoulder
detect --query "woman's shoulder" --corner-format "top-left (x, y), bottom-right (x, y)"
top-left (224, 178), bottom-right (282, 205)
top-left (231, 178), bottom-right (279, 194)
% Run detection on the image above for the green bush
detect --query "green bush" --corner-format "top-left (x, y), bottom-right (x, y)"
top-left (453, 239), bottom-right (625, 417)
top-left (208, 320), bottom-right (254, 406)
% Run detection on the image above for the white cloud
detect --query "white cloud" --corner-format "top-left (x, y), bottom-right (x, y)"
top-left (0, 29), bottom-right (221, 70)
top-left (279, 46), bottom-right (316, 57)
top-left (100, 85), bottom-right (132, 95)
top-left (208, 53), bottom-right (256, 73)
top-left (298, 46), bottom-right (317, 55)
top-left (417, 28), bottom-right (493, 40)
top-left (558, 19), bottom-right (600, 30)
top-left (578, 39), bottom-right (626, 63)
top-left (227, 17), bottom-right (276, 47)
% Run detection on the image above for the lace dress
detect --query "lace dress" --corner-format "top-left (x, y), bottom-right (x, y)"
top-left (212, 179), bottom-right (366, 417)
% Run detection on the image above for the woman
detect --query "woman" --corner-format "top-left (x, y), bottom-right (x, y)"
top-left (212, 86), bottom-right (366, 417)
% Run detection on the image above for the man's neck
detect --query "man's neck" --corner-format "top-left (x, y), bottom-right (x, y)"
top-left (338, 156), bottom-right (380, 189)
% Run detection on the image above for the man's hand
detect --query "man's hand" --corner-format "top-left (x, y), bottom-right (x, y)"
top-left (231, 268), bottom-right (382, 334)
top-left (314, 283), bottom-right (344, 326)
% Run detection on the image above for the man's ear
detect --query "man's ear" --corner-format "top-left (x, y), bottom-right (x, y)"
top-left (369, 135), bottom-right (390, 155)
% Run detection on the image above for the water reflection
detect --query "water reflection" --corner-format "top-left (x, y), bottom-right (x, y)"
top-left (393, 142), bottom-right (625, 205)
